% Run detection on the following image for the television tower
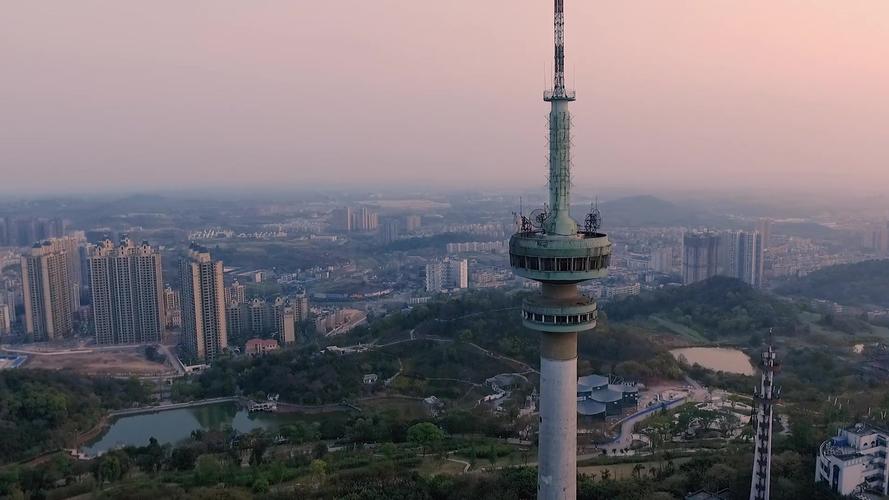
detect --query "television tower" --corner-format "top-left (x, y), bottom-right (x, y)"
top-left (508, 1), bottom-right (612, 498)
top-left (749, 339), bottom-right (780, 500)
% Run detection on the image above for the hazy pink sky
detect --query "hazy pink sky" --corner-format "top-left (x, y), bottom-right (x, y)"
top-left (2, 1), bottom-right (889, 195)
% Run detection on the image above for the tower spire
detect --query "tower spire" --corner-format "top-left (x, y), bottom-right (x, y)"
top-left (544, 0), bottom-right (577, 236)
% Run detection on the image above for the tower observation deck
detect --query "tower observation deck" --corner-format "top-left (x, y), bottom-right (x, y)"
top-left (508, 1), bottom-right (612, 498)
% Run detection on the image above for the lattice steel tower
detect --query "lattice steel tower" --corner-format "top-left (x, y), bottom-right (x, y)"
top-left (508, 1), bottom-right (612, 498)
top-left (749, 341), bottom-right (780, 500)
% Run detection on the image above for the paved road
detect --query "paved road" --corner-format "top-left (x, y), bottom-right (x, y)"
top-left (158, 343), bottom-right (186, 376)
top-left (596, 397), bottom-right (688, 453)
top-left (108, 396), bottom-right (240, 417)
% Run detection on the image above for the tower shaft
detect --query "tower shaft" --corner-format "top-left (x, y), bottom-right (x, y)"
top-left (538, 285), bottom-right (580, 500)
top-left (548, 100), bottom-right (574, 236)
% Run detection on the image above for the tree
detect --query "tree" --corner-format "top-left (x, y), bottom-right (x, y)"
top-left (252, 476), bottom-right (269, 493)
top-left (407, 422), bottom-right (445, 457)
top-left (194, 455), bottom-right (224, 485)
top-left (168, 447), bottom-right (198, 471)
top-left (309, 459), bottom-right (327, 489)
top-left (96, 455), bottom-right (122, 484)
top-left (312, 442), bottom-right (328, 459)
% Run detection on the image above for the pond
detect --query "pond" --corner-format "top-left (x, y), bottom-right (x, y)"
top-left (83, 402), bottom-right (326, 457)
top-left (670, 347), bottom-right (756, 375)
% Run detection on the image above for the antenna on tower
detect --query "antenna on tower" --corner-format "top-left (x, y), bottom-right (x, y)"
top-left (553, 0), bottom-right (566, 97)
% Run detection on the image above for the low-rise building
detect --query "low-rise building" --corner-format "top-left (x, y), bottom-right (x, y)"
top-left (576, 374), bottom-right (640, 424)
top-left (245, 338), bottom-right (279, 356)
top-left (815, 423), bottom-right (889, 496)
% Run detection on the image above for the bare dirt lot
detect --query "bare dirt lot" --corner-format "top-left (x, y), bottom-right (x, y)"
top-left (24, 348), bottom-right (172, 377)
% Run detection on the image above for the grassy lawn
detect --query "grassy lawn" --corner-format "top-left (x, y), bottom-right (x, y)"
top-left (416, 456), bottom-right (473, 475)
top-left (648, 316), bottom-right (709, 343)
top-left (356, 397), bottom-right (429, 419)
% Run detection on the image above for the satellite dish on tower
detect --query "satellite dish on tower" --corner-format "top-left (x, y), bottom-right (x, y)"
top-left (529, 209), bottom-right (548, 230)
top-left (584, 203), bottom-right (602, 233)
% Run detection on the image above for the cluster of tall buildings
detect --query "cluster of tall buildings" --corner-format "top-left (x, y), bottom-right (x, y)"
top-left (379, 214), bottom-right (425, 244)
top-left (226, 294), bottom-right (308, 345)
top-left (681, 229), bottom-right (765, 287)
top-left (0, 217), bottom-right (67, 247)
top-left (9, 234), bottom-right (305, 364)
top-left (331, 207), bottom-right (379, 232)
top-left (425, 258), bottom-right (468, 293)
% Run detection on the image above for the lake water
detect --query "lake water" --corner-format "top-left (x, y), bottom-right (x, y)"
top-left (670, 347), bottom-right (756, 375)
top-left (83, 402), bottom-right (308, 457)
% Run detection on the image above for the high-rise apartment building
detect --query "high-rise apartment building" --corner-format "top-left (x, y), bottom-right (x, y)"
top-left (381, 219), bottom-right (400, 244)
top-left (425, 262), bottom-right (443, 293)
top-left (226, 295), bottom-right (302, 344)
top-left (871, 222), bottom-right (889, 255)
top-left (649, 247), bottom-right (674, 274)
top-left (225, 280), bottom-right (246, 305)
top-left (1, 288), bottom-right (17, 313)
top-left (425, 258), bottom-right (468, 293)
top-left (331, 207), bottom-right (352, 231)
top-left (88, 239), bottom-right (166, 345)
top-left (281, 306), bottom-right (297, 345)
top-left (0, 304), bottom-right (10, 336)
top-left (404, 215), bottom-right (422, 233)
top-left (21, 242), bottom-right (74, 340)
top-left (447, 258), bottom-right (468, 289)
top-left (164, 286), bottom-right (181, 328)
top-left (757, 218), bottom-right (772, 250)
top-left (350, 207), bottom-right (379, 232)
top-left (716, 230), bottom-right (764, 288)
top-left (293, 290), bottom-right (309, 322)
top-left (179, 245), bottom-right (228, 362)
top-left (226, 301), bottom-right (247, 339)
top-left (3, 217), bottom-right (67, 247)
top-left (682, 232), bottom-right (720, 285)
top-left (737, 231), bottom-right (764, 288)
top-left (40, 236), bottom-right (85, 311)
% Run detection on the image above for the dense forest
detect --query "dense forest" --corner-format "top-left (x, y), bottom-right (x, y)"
top-left (776, 259), bottom-right (889, 307)
top-left (174, 347), bottom-right (399, 404)
top-left (0, 370), bottom-right (150, 464)
top-left (605, 277), bottom-right (802, 338)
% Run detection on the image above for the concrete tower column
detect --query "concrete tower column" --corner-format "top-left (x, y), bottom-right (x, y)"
top-left (539, 328), bottom-right (578, 499)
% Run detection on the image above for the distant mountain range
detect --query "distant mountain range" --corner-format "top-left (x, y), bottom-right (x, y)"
top-left (572, 195), bottom-right (731, 228)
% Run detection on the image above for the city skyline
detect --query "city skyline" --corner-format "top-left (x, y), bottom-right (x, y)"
top-left (5, 1), bottom-right (889, 194)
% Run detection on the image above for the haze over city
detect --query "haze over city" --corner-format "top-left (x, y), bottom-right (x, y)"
top-left (6, 2), bottom-right (889, 500)
top-left (4, 1), bottom-right (889, 195)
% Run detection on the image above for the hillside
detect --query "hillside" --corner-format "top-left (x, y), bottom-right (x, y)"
top-left (776, 259), bottom-right (889, 308)
top-left (575, 195), bottom-right (730, 228)
top-left (605, 276), bottom-right (801, 339)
